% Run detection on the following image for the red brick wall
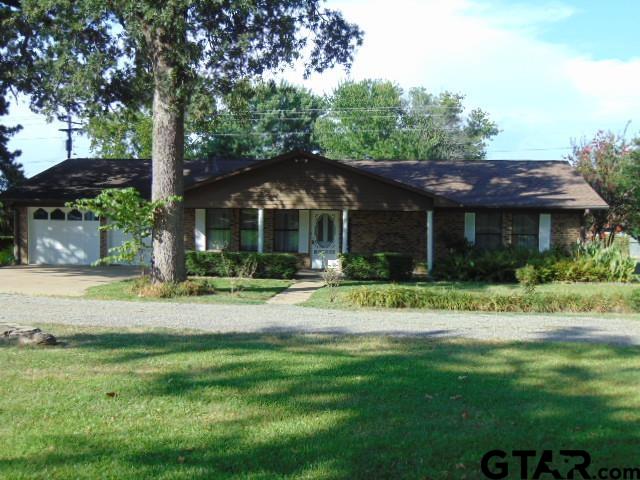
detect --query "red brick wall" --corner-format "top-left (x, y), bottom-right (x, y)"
top-left (434, 209), bottom-right (465, 262)
top-left (16, 207), bottom-right (28, 264)
top-left (551, 211), bottom-right (583, 250)
top-left (184, 208), bottom-right (195, 251)
top-left (349, 210), bottom-right (426, 261)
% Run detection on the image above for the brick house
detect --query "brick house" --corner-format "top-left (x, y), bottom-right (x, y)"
top-left (0, 150), bottom-right (607, 269)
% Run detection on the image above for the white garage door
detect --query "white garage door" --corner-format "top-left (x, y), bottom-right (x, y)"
top-left (28, 207), bottom-right (100, 265)
top-left (107, 227), bottom-right (151, 265)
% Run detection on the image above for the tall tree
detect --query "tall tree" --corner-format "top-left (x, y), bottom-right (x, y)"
top-left (0, 96), bottom-right (24, 193)
top-left (314, 79), bottom-right (499, 160)
top-left (86, 81), bottom-right (324, 159)
top-left (567, 130), bottom-right (637, 233)
top-left (4, 1), bottom-right (362, 282)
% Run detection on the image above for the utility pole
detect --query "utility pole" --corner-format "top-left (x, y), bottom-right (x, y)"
top-left (58, 112), bottom-right (83, 159)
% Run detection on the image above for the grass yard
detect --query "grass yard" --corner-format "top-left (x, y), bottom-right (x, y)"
top-left (1, 325), bottom-right (639, 479)
top-left (305, 280), bottom-right (640, 312)
top-left (85, 277), bottom-right (292, 304)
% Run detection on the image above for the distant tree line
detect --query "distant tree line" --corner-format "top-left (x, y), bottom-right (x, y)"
top-left (85, 79), bottom-right (500, 161)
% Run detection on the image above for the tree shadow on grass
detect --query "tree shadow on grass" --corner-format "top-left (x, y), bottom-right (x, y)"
top-left (2, 330), bottom-right (640, 479)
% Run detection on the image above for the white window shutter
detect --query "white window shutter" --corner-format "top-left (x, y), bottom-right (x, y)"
top-left (464, 212), bottom-right (476, 245)
top-left (195, 209), bottom-right (206, 251)
top-left (298, 210), bottom-right (310, 253)
top-left (539, 213), bottom-right (551, 252)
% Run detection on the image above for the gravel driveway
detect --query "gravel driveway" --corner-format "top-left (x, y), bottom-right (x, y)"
top-left (2, 293), bottom-right (640, 345)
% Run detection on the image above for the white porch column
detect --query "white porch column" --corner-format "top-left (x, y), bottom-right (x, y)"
top-left (195, 209), bottom-right (206, 252)
top-left (342, 209), bottom-right (349, 253)
top-left (426, 210), bottom-right (434, 272)
top-left (257, 208), bottom-right (264, 253)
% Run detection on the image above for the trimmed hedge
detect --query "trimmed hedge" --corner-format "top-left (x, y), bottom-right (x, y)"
top-left (346, 285), bottom-right (635, 313)
top-left (340, 252), bottom-right (414, 281)
top-left (186, 251), bottom-right (298, 279)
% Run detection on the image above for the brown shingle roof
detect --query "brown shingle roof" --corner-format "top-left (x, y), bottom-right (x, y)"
top-left (346, 159), bottom-right (608, 209)
top-left (1, 157), bottom-right (259, 203)
top-left (1, 152), bottom-right (607, 210)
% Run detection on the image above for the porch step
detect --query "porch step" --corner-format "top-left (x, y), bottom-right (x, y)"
top-left (266, 280), bottom-right (324, 305)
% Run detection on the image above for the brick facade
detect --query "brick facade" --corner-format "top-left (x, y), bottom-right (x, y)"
top-left (551, 211), bottom-right (583, 250)
top-left (184, 208), bottom-right (196, 251)
top-left (16, 206), bottom-right (28, 264)
top-left (99, 217), bottom-right (108, 258)
top-left (349, 210), bottom-right (426, 261)
top-left (434, 209), bottom-right (465, 262)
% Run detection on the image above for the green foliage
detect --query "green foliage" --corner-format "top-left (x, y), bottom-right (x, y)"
top-left (340, 253), bottom-right (414, 281)
top-left (86, 81), bottom-right (325, 160)
top-left (314, 80), bottom-right (499, 160)
top-left (67, 188), bottom-right (180, 267)
top-left (515, 241), bottom-right (637, 284)
top-left (6, 1), bottom-right (362, 120)
top-left (85, 109), bottom-right (153, 159)
top-left (567, 130), bottom-right (639, 234)
top-left (0, 245), bottom-right (14, 266)
top-left (346, 285), bottom-right (631, 313)
top-left (190, 81), bottom-right (325, 159)
top-left (131, 277), bottom-right (214, 298)
top-left (433, 247), bottom-right (544, 283)
top-left (629, 289), bottom-right (640, 312)
top-left (186, 251), bottom-right (298, 279)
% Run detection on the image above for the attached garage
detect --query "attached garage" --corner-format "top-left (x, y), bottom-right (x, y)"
top-left (28, 207), bottom-right (100, 265)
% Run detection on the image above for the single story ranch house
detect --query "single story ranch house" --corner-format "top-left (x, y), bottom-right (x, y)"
top-left (1, 150), bottom-right (608, 270)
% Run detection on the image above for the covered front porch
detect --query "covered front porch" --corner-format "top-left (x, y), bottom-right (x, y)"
top-left (186, 208), bottom-right (435, 271)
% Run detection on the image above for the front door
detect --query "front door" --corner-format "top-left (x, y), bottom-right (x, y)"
top-left (311, 210), bottom-right (340, 269)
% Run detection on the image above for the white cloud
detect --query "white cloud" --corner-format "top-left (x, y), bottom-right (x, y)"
top-left (281, 0), bottom-right (640, 158)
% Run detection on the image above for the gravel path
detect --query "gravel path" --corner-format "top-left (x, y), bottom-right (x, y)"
top-left (1, 293), bottom-right (639, 345)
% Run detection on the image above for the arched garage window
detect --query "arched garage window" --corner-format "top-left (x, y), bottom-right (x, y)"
top-left (67, 209), bottom-right (83, 221)
top-left (50, 209), bottom-right (66, 220)
top-left (33, 208), bottom-right (48, 220)
top-left (84, 211), bottom-right (98, 221)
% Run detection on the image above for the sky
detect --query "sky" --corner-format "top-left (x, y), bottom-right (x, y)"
top-left (7, 0), bottom-right (640, 177)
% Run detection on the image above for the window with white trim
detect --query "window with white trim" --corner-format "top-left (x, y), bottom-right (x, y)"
top-left (206, 209), bottom-right (232, 250)
top-left (274, 210), bottom-right (299, 252)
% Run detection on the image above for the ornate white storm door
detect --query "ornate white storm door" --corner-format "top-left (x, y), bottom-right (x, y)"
top-left (310, 210), bottom-right (340, 269)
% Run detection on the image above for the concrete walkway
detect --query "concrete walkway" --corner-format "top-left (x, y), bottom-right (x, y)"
top-left (266, 280), bottom-right (324, 305)
top-left (0, 265), bottom-right (139, 296)
top-left (1, 293), bottom-right (640, 346)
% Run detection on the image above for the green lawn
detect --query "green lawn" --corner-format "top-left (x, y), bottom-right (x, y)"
top-left (304, 280), bottom-right (639, 311)
top-left (1, 325), bottom-right (639, 479)
top-left (85, 277), bottom-right (292, 304)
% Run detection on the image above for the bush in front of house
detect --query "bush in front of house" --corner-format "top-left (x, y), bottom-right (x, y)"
top-left (515, 241), bottom-right (637, 284)
top-left (434, 241), bottom-right (637, 284)
top-left (131, 277), bottom-right (215, 298)
top-left (432, 247), bottom-right (548, 283)
top-left (340, 252), bottom-right (414, 281)
top-left (345, 285), bottom-right (631, 313)
top-left (185, 251), bottom-right (298, 279)
top-left (0, 245), bottom-right (14, 266)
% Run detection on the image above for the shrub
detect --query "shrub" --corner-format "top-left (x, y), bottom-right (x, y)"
top-left (629, 289), bottom-right (640, 313)
top-left (345, 286), bottom-right (630, 313)
top-left (433, 247), bottom-right (549, 283)
top-left (131, 277), bottom-right (214, 298)
top-left (185, 251), bottom-right (298, 279)
top-left (514, 241), bottom-right (637, 285)
top-left (340, 252), bottom-right (414, 281)
top-left (0, 245), bottom-right (14, 266)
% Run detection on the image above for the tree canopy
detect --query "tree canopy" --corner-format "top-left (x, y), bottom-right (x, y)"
top-left (567, 129), bottom-right (640, 235)
top-left (86, 81), bottom-right (325, 159)
top-left (314, 80), bottom-right (499, 160)
top-left (3, 0), bottom-right (363, 282)
top-left (85, 79), bottom-right (499, 161)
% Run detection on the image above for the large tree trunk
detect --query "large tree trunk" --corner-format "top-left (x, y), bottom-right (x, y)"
top-left (150, 40), bottom-right (186, 283)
